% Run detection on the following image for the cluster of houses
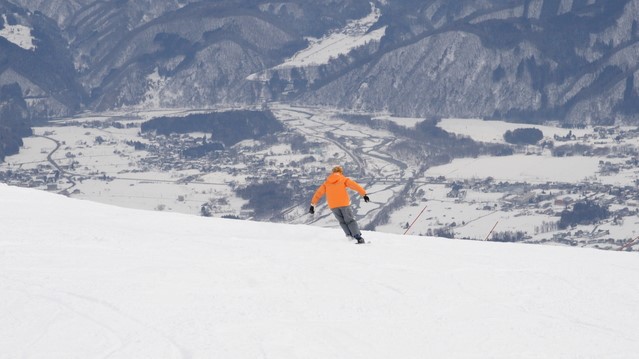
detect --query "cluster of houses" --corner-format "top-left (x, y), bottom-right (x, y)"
top-left (0, 164), bottom-right (60, 190)
top-left (137, 131), bottom-right (328, 183)
top-left (436, 172), bottom-right (639, 250)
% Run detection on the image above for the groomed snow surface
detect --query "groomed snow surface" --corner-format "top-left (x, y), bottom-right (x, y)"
top-left (2, 184), bottom-right (639, 358)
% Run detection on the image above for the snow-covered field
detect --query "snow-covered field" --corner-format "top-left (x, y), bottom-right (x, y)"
top-left (0, 14), bottom-right (36, 51)
top-left (424, 154), bottom-right (600, 183)
top-left (434, 118), bottom-right (639, 187)
top-left (362, 117), bottom-right (639, 245)
top-left (2, 183), bottom-right (639, 358)
top-left (438, 118), bottom-right (593, 144)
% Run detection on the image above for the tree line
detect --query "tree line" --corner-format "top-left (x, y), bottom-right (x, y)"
top-left (141, 110), bottom-right (284, 147)
top-left (0, 84), bottom-right (32, 162)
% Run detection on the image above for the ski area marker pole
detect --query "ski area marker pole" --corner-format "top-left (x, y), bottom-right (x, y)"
top-left (484, 221), bottom-right (499, 241)
top-left (618, 236), bottom-right (639, 251)
top-left (404, 205), bottom-right (428, 235)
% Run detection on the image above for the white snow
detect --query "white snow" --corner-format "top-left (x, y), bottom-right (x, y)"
top-left (438, 118), bottom-right (592, 144)
top-left (248, 3), bottom-right (386, 80)
top-left (2, 183), bottom-right (639, 358)
top-left (373, 114), bottom-right (425, 127)
top-left (424, 154), bottom-right (600, 183)
top-left (276, 4), bottom-right (385, 69)
top-left (141, 67), bottom-right (165, 109)
top-left (0, 14), bottom-right (36, 51)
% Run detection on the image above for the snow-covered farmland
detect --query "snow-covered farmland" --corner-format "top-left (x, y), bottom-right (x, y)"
top-left (373, 118), bottom-right (639, 247)
top-left (2, 117), bottom-right (243, 215)
top-left (424, 154), bottom-right (600, 183)
top-left (3, 105), bottom-right (639, 250)
top-left (438, 118), bottom-right (593, 144)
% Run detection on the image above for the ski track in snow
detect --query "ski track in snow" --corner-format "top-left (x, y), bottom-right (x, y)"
top-left (2, 269), bottom-right (190, 358)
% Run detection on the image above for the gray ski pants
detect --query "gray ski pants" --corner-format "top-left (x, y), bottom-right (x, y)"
top-left (331, 206), bottom-right (361, 237)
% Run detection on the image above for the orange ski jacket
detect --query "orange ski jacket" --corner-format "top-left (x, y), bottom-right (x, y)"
top-left (311, 172), bottom-right (366, 209)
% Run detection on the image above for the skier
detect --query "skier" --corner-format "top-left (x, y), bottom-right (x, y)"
top-left (309, 165), bottom-right (370, 244)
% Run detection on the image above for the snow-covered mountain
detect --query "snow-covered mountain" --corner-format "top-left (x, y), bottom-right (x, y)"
top-left (3, 0), bottom-right (639, 124)
top-left (2, 183), bottom-right (639, 358)
top-left (0, 0), bottom-right (84, 117)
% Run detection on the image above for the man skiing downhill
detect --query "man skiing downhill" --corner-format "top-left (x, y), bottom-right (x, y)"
top-left (309, 166), bottom-right (370, 244)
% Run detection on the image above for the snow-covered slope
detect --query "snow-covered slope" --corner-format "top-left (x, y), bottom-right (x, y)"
top-left (0, 14), bottom-right (35, 50)
top-left (1, 184), bottom-right (639, 358)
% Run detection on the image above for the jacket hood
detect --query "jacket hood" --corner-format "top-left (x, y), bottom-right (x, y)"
top-left (326, 172), bottom-right (343, 184)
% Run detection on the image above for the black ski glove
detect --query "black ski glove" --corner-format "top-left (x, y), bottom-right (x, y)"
top-left (309, 205), bottom-right (315, 214)
top-left (363, 195), bottom-right (370, 203)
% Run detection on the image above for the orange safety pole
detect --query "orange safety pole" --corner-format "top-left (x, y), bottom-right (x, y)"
top-left (404, 205), bottom-right (428, 235)
top-left (484, 221), bottom-right (499, 241)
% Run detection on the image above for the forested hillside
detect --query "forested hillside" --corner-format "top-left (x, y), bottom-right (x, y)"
top-left (0, 83), bottom-right (30, 161)
top-left (1, 0), bottom-right (639, 124)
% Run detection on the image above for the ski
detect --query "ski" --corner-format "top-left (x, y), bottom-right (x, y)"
top-left (346, 237), bottom-right (369, 244)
